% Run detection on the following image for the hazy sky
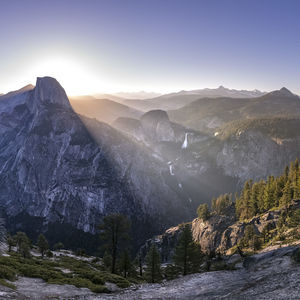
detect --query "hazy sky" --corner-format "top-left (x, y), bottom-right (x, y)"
top-left (0, 0), bottom-right (299, 95)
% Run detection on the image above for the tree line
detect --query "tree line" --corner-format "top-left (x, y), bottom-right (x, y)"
top-left (236, 159), bottom-right (300, 220)
top-left (196, 159), bottom-right (300, 222)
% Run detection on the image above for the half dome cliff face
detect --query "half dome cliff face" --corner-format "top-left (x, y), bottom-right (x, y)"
top-left (31, 77), bottom-right (72, 112)
top-left (0, 77), bottom-right (194, 251)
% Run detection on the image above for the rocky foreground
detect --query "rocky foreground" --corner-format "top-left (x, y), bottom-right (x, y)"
top-left (0, 245), bottom-right (299, 300)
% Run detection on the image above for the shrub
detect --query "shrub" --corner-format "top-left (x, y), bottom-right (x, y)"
top-left (0, 266), bottom-right (17, 281)
top-left (0, 279), bottom-right (16, 290)
top-left (46, 250), bottom-right (53, 258)
top-left (163, 264), bottom-right (181, 280)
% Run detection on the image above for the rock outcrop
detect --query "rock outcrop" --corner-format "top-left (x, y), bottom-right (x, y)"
top-left (195, 199), bottom-right (300, 254)
top-left (140, 199), bottom-right (300, 258)
top-left (139, 225), bottom-right (187, 263)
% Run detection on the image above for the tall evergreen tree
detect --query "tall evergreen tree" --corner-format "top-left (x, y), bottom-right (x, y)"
top-left (144, 245), bottom-right (162, 283)
top-left (280, 179), bottom-right (293, 208)
top-left (37, 234), bottom-right (49, 258)
top-left (173, 224), bottom-right (202, 275)
top-left (118, 250), bottom-right (131, 278)
top-left (99, 213), bottom-right (131, 274)
top-left (15, 232), bottom-right (31, 258)
top-left (197, 204), bottom-right (210, 221)
top-left (7, 234), bottom-right (16, 252)
top-left (250, 183), bottom-right (259, 216)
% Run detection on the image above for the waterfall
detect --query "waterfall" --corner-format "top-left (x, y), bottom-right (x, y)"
top-left (182, 132), bottom-right (189, 149)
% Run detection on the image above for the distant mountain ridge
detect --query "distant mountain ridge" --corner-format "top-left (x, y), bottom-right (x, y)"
top-left (158, 85), bottom-right (265, 99)
top-left (122, 86), bottom-right (266, 111)
top-left (70, 95), bottom-right (143, 124)
top-left (113, 91), bottom-right (161, 100)
top-left (168, 87), bottom-right (300, 133)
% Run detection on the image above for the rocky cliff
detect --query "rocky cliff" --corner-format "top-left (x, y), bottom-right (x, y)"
top-left (140, 199), bottom-right (300, 260)
top-left (0, 77), bottom-right (194, 250)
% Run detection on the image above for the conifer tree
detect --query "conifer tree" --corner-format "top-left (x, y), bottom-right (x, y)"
top-left (212, 194), bottom-right (232, 215)
top-left (250, 183), bottom-right (259, 216)
top-left (281, 179), bottom-right (292, 208)
top-left (7, 234), bottom-right (16, 252)
top-left (37, 234), bottom-right (49, 258)
top-left (15, 232), bottom-right (31, 258)
top-left (102, 251), bottom-right (113, 271)
top-left (197, 204), bottom-right (210, 221)
top-left (118, 250), bottom-right (131, 278)
top-left (173, 225), bottom-right (202, 275)
top-left (99, 213), bottom-right (131, 274)
top-left (144, 245), bottom-right (162, 283)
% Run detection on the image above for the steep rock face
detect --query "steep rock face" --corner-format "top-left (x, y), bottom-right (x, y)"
top-left (140, 199), bottom-right (300, 257)
top-left (140, 110), bottom-right (175, 142)
top-left (0, 77), bottom-right (193, 249)
top-left (193, 199), bottom-right (300, 254)
top-left (113, 110), bottom-right (237, 209)
top-left (32, 77), bottom-right (71, 112)
top-left (139, 225), bottom-right (186, 263)
top-left (217, 130), bottom-right (300, 183)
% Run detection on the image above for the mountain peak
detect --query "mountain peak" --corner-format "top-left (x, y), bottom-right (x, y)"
top-left (141, 109), bottom-right (169, 123)
top-left (267, 87), bottom-right (297, 98)
top-left (280, 87), bottom-right (294, 95)
top-left (32, 77), bottom-right (72, 111)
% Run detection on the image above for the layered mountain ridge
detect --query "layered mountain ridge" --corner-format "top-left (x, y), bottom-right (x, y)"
top-left (1, 78), bottom-right (300, 253)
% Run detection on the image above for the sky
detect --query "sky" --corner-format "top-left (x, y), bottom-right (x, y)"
top-left (0, 0), bottom-right (300, 95)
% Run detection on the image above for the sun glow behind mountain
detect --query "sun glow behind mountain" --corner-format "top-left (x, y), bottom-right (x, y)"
top-left (28, 57), bottom-right (103, 96)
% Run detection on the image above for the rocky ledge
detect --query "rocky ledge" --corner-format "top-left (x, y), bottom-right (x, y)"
top-left (140, 199), bottom-right (300, 261)
top-left (1, 245), bottom-right (299, 299)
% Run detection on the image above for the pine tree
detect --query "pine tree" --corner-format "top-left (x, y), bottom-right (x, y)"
top-left (144, 245), bottom-right (162, 283)
top-left (197, 204), bottom-right (210, 221)
top-left (118, 250), bottom-right (131, 278)
top-left (37, 234), bottom-right (49, 258)
top-left (99, 214), bottom-right (131, 274)
top-left (280, 179), bottom-right (292, 208)
top-left (15, 232), bottom-right (31, 258)
top-left (212, 194), bottom-right (232, 215)
top-left (238, 181), bottom-right (253, 220)
top-left (253, 235), bottom-right (261, 251)
top-left (102, 251), bottom-right (113, 271)
top-left (173, 225), bottom-right (202, 275)
top-left (284, 165), bottom-right (289, 182)
top-left (7, 234), bottom-right (16, 252)
top-left (263, 176), bottom-right (276, 210)
top-left (250, 183), bottom-right (259, 216)
top-left (243, 224), bottom-right (255, 248)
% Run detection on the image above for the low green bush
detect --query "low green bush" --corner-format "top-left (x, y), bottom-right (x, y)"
top-left (0, 278), bottom-right (16, 290)
top-left (0, 265), bottom-right (17, 281)
top-left (0, 252), bottom-right (131, 293)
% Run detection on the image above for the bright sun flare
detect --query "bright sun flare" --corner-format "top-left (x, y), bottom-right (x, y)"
top-left (29, 57), bottom-right (101, 95)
